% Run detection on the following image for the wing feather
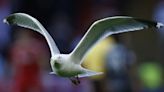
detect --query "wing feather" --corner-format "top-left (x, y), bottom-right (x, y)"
top-left (70, 16), bottom-right (163, 64)
top-left (4, 13), bottom-right (60, 56)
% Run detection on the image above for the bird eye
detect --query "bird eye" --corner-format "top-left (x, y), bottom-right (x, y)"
top-left (54, 61), bottom-right (61, 69)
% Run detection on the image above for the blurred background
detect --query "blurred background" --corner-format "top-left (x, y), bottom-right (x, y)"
top-left (0, 0), bottom-right (164, 92)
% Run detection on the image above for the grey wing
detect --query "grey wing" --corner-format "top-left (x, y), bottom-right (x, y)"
top-left (70, 16), bottom-right (163, 64)
top-left (3, 13), bottom-right (60, 57)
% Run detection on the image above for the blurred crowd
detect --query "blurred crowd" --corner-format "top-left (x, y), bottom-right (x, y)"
top-left (0, 0), bottom-right (163, 92)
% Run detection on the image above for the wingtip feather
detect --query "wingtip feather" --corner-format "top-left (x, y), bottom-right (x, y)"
top-left (157, 22), bottom-right (164, 28)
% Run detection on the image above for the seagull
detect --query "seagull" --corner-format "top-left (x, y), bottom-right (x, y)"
top-left (3, 13), bottom-right (163, 85)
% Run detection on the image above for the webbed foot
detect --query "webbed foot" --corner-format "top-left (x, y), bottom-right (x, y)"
top-left (70, 76), bottom-right (80, 85)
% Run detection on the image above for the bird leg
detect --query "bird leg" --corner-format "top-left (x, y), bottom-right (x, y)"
top-left (70, 76), bottom-right (80, 85)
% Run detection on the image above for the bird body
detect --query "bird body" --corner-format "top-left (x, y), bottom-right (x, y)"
top-left (4, 13), bottom-right (163, 84)
top-left (50, 54), bottom-right (84, 77)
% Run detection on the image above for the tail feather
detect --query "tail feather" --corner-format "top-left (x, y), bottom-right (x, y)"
top-left (78, 69), bottom-right (103, 78)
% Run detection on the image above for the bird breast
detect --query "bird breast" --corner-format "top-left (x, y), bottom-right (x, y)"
top-left (57, 61), bottom-right (83, 77)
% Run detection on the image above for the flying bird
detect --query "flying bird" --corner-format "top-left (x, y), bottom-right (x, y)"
top-left (3, 13), bottom-right (163, 85)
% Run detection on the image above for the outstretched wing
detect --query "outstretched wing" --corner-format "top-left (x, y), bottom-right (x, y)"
top-left (70, 16), bottom-right (163, 64)
top-left (4, 13), bottom-right (60, 57)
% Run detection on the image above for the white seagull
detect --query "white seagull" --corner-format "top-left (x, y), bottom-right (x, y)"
top-left (3, 13), bottom-right (163, 85)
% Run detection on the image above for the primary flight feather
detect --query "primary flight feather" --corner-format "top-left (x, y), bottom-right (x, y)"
top-left (3, 13), bottom-right (60, 56)
top-left (3, 13), bottom-right (163, 85)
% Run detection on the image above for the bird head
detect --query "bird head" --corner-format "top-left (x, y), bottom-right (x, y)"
top-left (50, 55), bottom-right (63, 70)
